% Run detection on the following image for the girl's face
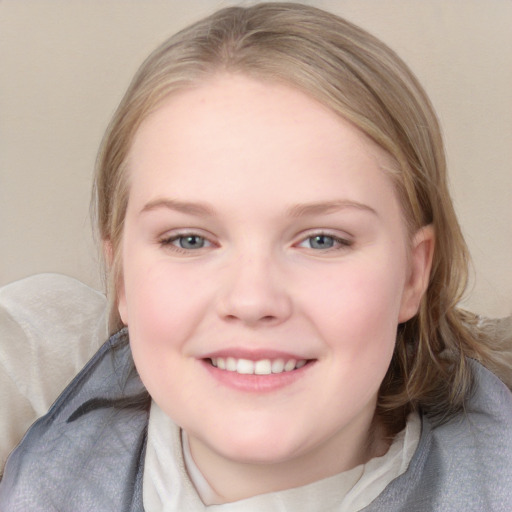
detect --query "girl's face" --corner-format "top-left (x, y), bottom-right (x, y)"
top-left (118, 74), bottom-right (432, 486)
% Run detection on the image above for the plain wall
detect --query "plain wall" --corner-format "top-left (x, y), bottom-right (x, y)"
top-left (1, 0), bottom-right (511, 317)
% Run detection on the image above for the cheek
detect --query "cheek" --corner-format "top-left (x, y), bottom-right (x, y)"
top-left (319, 260), bottom-right (406, 402)
top-left (120, 252), bottom-right (216, 354)
top-left (301, 254), bottom-right (407, 355)
top-left (121, 260), bottom-right (210, 404)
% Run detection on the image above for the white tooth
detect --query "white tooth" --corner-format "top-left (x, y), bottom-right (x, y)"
top-left (237, 359), bottom-right (255, 374)
top-left (271, 359), bottom-right (285, 373)
top-left (254, 359), bottom-right (272, 375)
top-left (214, 357), bottom-right (304, 374)
top-left (284, 359), bottom-right (297, 372)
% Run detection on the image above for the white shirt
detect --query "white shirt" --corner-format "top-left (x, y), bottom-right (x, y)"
top-left (144, 400), bottom-right (421, 511)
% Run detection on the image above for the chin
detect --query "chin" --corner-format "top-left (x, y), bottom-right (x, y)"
top-left (207, 428), bottom-right (310, 465)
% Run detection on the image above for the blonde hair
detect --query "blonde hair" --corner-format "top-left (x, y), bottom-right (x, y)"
top-left (94, 2), bottom-right (500, 429)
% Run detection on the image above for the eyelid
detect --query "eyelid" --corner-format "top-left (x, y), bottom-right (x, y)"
top-left (294, 229), bottom-right (354, 250)
top-left (158, 229), bottom-right (217, 252)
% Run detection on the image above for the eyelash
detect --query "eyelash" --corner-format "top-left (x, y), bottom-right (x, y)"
top-left (158, 232), bottom-right (213, 254)
top-left (296, 232), bottom-right (353, 252)
top-left (158, 231), bottom-right (353, 254)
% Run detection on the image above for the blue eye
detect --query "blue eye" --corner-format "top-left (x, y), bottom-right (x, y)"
top-left (298, 234), bottom-right (351, 250)
top-left (160, 233), bottom-right (211, 251)
top-left (174, 235), bottom-right (207, 249)
top-left (308, 235), bottom-right (335, 249)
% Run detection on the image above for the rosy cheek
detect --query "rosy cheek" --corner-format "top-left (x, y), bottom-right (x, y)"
top-left (309, 263), bottom-right (402, 339)
top-left (129, 265), bottom-right (209, 341)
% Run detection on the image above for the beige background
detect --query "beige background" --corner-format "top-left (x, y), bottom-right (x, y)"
top-left (1, 0), bottom-right (511, 317)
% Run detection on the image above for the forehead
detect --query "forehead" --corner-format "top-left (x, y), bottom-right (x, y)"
top-left (126, 74), bottom-right (399, 216)
top-left (131, 74), bottom-right (387, 157)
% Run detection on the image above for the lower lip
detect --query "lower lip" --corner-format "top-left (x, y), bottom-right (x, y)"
top-left (201, 360), bottom-right (314, 393)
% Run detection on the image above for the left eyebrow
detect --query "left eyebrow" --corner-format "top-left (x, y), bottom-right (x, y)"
top-left (287, 200), bottom-right (378, 218)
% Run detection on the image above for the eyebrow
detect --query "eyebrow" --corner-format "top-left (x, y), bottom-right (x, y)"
top-left (140, 198), bottom-right (215, 217)
top-left (287, 200), bottom-right (378, 217)
top-left (139, 198), bottom-right (377, 218)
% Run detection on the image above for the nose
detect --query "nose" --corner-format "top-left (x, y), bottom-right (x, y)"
top-left (216, 252), bottom-right (293, 327)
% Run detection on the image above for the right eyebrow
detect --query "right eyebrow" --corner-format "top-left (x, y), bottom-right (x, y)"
top-left (139, 198), bottom-right (216, 217)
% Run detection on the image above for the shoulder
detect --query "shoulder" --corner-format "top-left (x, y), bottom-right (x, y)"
top-left (422, 360), bottom-right (512, 510)
top-left (428, 359), bottom-right (512, 479)
top-left (365, 360), bottom-right (512, 511)
top-left (0, 273), bottom-right (107, 467)
top-left (0, 330), bottom-right (148, 511)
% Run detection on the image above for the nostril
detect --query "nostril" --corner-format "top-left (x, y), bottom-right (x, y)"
top-left (223, 314), bottom-right (277, 325)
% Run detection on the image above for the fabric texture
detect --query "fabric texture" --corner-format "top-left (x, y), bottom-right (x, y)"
top-left (0, 273), bottom-right (107, 470)
top-left (0, 330), bottom-right (149, 510)
top-left (1, 329), bottom-right (511, 511)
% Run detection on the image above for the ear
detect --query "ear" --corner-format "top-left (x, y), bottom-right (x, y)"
top-left (103, 239), bottom-right (128, 325)
top-left (398, 225), bottom-right (435, 323)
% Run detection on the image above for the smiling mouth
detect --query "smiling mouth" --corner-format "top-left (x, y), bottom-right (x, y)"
top-left (208, 357), bottom-right (309, 375)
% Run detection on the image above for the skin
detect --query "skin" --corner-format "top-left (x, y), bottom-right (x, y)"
top-left (116, 74), bottom-right (434, 502)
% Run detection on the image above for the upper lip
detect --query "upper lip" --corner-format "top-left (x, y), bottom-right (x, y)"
top-left (200, 348), bottom-right (314, 361)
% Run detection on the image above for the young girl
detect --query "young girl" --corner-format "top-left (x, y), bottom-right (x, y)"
top-left (1, 3), bottom-right (511, 510)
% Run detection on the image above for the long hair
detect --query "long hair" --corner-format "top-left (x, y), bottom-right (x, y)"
top-left (93, 2), bottom-right (504, 430)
